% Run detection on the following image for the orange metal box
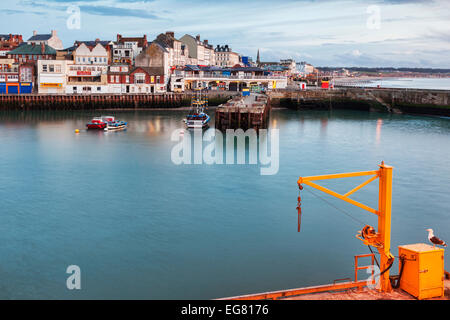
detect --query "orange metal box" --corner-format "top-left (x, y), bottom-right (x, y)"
top-left (398, 243), bottom-right (445, 300)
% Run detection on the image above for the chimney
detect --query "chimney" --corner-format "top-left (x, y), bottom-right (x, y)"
top-left (196, 35), bottom-right (200, 41)
top-left (95, 38), bottom-right (100, 43)
top-left (33, 30), bottom-right (37, 36)
top-left (41, 42), bottom-right (45, 54)
top-left (117, 34), bottom-right (122, 42)
top-left (204, 40), bottom-right (208, 45)
top-left (51, 30), bottom-right (57, 37)
top-left (166, 31), bottom-right (175, 38)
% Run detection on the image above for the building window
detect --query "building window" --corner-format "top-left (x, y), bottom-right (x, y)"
top-left (126, 76), bottom-right (129, 83)
top-left (116, 75), bottom-right (120, 83)
top-left (49, 65), bottom-right (54, 72)
top-left (97, 87), bottom-right (101, 91)
top-left (135, 73), bottom-right (145, 84)
top-left (42, 65), bottom-right (48, 72)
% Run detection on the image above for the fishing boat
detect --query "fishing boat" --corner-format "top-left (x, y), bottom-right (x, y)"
top-left (104, 120), bottom-right (128, 132)
top-left (185, 112), bottom-right (210, 129)
top-left (86, 116), bottom-right (115, 130)
top-left (184, 89), bottom-right (210, 129)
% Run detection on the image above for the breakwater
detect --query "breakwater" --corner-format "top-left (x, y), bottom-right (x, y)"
top-left (1, 88), bottom-right (449, 116)
top-left (270, 88), bottom-right (450, 116)
top-left (0, 92), bottom-right (235, 110)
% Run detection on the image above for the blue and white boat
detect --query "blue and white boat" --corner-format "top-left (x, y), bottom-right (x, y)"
top-left (104, 119), bottom-right (128, 131)
top-left (185, 112), bottom-right (210, 129)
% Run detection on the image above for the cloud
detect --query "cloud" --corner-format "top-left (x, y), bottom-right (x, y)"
top-left (1, 8), bottom-right (42, 15)
top-left (2, 0), bottom-right (449, 67)
top-left (79, 5), bottom-right (161, 19)
top-left (351, 49), bottom-right (362, 57)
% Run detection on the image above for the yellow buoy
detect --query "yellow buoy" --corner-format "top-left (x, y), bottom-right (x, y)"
top-left (75, 129), bottom-right (80, 134)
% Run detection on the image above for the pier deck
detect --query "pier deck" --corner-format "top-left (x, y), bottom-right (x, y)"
top-left (285, 279), bottom-right (450, 300)
top-left (220, 279), bottom-right (450, 300)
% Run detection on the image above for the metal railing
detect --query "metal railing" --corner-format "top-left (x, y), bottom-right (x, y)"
top-left (177, 74), bottom-right (287, 80)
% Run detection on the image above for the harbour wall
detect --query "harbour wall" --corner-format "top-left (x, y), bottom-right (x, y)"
top-left (270, 88), bottom-right (450, 116)
top-left (0, 92), bottom-right (236, 110)
top-left (0, 88), bottom-right (449, 116)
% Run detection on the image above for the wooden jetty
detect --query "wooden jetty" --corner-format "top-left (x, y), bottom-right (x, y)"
top-left (215, 93), bottom-right (270, 132)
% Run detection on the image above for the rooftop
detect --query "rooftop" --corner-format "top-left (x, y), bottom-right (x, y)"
top-left (0, 34), bottom-right (21, 40)
top-left (8, 43), bottom-right (57, 55)
top-left (27, 34), bottom-right (52, 41)
top-left (131, 66), bottom-right (164, 76)
top-left (116, 34), bottom-right (147, 47)
top-left (74, 40), bottom-right (113, 48)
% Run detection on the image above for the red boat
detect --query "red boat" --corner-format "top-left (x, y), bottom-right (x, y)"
top-left (86, 116), bottom-right (115, 130)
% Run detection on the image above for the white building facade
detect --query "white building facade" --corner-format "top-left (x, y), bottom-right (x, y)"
top-left (214, 45), bottom-right (240, 68)
top-left (37, 59), bottom-right (71, 94)
top-left (66, 43), bottom-right (109, 94)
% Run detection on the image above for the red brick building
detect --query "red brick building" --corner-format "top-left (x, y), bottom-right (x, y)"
top-left (107, 65), bottom-right (166, 93)
top-left (129, 67), bottom-right (165, 93)
top-left (0, 34), bottom-right (23, 57)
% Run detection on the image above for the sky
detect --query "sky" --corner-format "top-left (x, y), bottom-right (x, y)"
top-left (1, 0), bottom-right (449, 68)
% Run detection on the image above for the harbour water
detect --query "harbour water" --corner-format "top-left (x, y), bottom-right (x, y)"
top-left (0, 108), bottom-right (449, 299)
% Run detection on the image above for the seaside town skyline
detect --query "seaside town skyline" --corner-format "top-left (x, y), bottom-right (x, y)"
top-left (1, 0), bottom-right (449, 68)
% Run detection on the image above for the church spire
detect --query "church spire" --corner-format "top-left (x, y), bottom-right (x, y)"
top-left (256, 49), bottom-right (260, 66)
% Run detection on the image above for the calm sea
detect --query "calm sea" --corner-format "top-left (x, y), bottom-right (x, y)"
top-left (0, 108), bottom-right (449, 299)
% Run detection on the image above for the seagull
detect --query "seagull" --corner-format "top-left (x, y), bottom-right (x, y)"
top-left (426, 229), bottom-right (447, 248)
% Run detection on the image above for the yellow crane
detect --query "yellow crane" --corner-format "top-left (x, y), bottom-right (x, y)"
top-left (297, 161), bottom-right (394, 292)
top-left (223, 161), bottom-right (445, 300)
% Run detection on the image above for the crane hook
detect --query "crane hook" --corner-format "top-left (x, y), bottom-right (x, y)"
top-left (297, 184), bottom-right (303, 232)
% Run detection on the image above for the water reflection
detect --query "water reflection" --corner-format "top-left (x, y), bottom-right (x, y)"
top-left (0, 110), bottom-right (191, 137)
top-left (376, 119), bottom-right (383, 145)
top-left (320, 118), bottom-right (328, 138)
